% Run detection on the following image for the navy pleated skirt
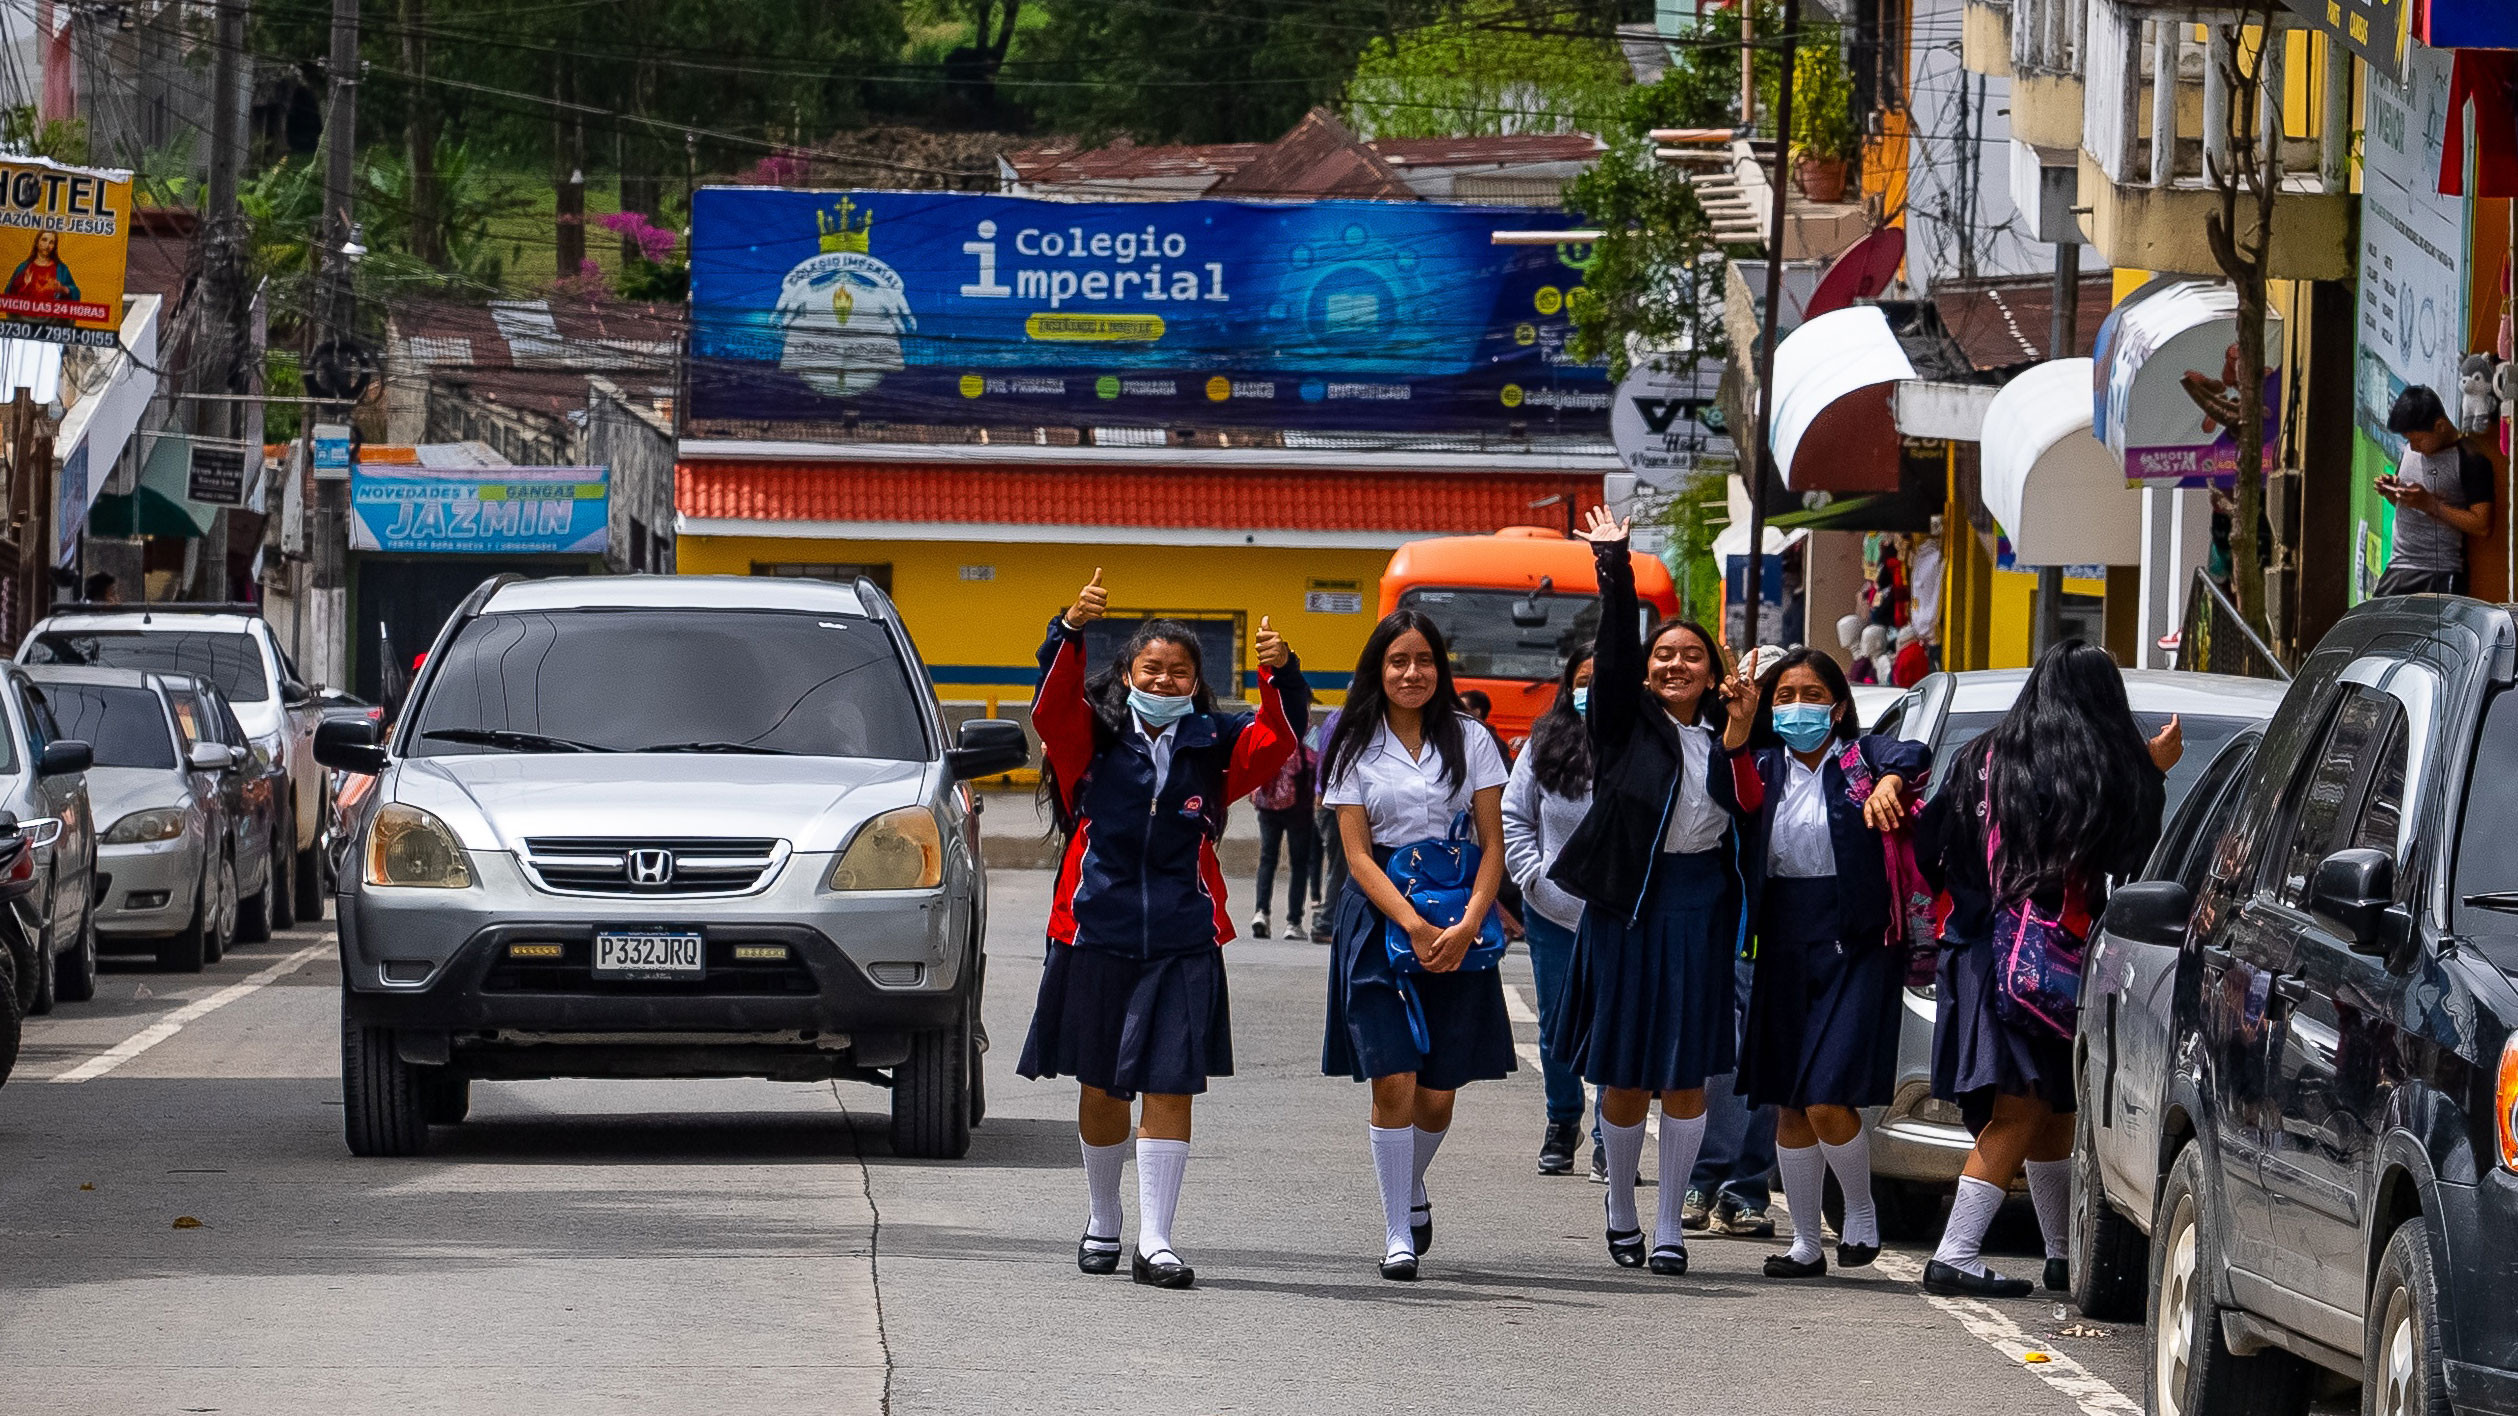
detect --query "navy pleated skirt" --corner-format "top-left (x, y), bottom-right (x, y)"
top-left (1017, 942), bottom-right (1232, 1100)
top-left (1322, 879), bottom-right (1517, 1091)
top-left (1930, 929), bottom-right (2076, 1130)
top-left (1739, 876), bottom-right (1903, 1110)
top-left (1549, 849), bottom-right (1741, 1093)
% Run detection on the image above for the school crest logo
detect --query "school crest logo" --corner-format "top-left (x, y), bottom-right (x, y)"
top-left (776, 197), bottom-right (916, 397)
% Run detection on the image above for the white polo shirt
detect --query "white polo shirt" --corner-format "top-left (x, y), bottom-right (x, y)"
top-left (1659, 713), bottom-right (1730, 855)
top-left (1767, 753), bottom-right (1838, 878)
top-left (1324, 715), bottom-right (1511, 846)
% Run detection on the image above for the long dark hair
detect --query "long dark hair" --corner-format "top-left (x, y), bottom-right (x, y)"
top-left (1749, 646), bottom-right (1856, 751)
top-left (1529, 648), bottom-right (1594, 798)
top-left (1637, 617), bottom-right (1728, 730)
top-left (1972, 639), bottom-right (2164, 903)
top-left (1323, 610), bottom-right (1469, 793)
top-left (1040, 619), bottom-right (1217, 835)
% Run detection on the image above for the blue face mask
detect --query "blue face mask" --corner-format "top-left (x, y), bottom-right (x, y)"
top-left (1128, 685), bottom-right (1196, 727)
top-left (1771, 702), bottom-right (1837, 752)
top-left (1570, 687), bottom-right (1589, 716)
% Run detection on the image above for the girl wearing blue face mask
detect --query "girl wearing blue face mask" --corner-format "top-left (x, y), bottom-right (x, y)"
top-left (1734, 647), bottom-right (1930, 1279)
top-left (1021, 569), bottom-right (1308, 1290)
top-left (1502, 647), bottom-right (1597, 1176)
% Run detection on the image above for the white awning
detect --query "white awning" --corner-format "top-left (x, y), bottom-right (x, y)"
top-left (2093, 275), bottom-right (2283, 487)
top-left (52, 295), bottom-right (162, 566)
top-left (1769, 304), bottom-right (1916, 494)
top-left (1710, 521), bottom-right (1809, 558)
top-left (1981, 358), bottom-right (2141, 566)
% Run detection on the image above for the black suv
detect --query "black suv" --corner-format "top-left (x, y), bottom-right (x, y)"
top-left (2102, 595), bottom-right (2518, 1416)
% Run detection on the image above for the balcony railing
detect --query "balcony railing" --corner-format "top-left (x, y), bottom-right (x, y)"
top-left (2083, 0), bottom-right (2350, 197)
top-left (2012, 0), bottom-right (2085, 80)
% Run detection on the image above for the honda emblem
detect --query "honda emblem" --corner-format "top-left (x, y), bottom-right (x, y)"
top-left (627, 849), bottom-right (675, 887)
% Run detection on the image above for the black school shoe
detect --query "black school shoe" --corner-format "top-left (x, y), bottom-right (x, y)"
top-left (1538, 1121), bottom-right (1579, 1175)
top-left (1921, 1259), bottom-right (2032, 1299)
top-left (1764, 1251), bottom-right (1826, 1279)
top-left (1648, 1244), bottom-right (1689, 1276)
top-left (2045, 1257), bottom-right (2070, 1293)
top-left (1078, 1235), bottom-right (1122, 1275)
top-left (1411, 1202), bottom-right (1432, 1256)
top-left (1379, 1251), bottom-right (1420, 1282)
top-left (1132, 1249), bottom-right (1196, 1289)
top-left (1838, 1242), bottom-right (1881, 1269)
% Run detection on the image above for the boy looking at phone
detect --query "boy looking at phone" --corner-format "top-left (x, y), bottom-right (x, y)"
top-left (2374, 384), bottom-right (2493, 597)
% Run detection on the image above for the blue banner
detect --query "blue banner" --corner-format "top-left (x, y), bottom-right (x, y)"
top-left (688, 188), bottom-right (1610, 432)
top-left (349, 465), bottom-right (609, 555)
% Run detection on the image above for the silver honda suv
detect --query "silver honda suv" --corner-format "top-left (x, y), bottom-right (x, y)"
top-left (317, 574), bottom-right (1028, 1158)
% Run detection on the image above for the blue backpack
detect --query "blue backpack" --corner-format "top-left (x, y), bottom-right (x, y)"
top-left (1382, 811), bottom-right (1508, 1050)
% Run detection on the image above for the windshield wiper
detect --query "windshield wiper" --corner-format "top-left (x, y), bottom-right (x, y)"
top-left (2463, 892), bottom-right (2518, 913)
top-left (422, 728), bottom-right (614, 753)
top-left (637, 740), bottom-right (798, 755)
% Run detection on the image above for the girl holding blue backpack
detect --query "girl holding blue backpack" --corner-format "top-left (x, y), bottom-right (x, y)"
top-left (1912, 639), bottom-right (2177, 1298)
top-left (1019, 570), bottom-right (1307, 1291)
top-left (1321, 609), bottom-right (1515, 1282)
top-left (1545, 507), bottom-right (1759, 1277)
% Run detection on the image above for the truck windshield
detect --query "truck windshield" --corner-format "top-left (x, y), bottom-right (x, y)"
top-left (1397, 587), bottom-right (1605, 682)
top-left (26, 630), bottom-right (270, 703)
top-left (406, 608), bottom-right (931, 761)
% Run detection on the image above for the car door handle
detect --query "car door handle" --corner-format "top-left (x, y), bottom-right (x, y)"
top-left (2270, 974), bottom-right (2311, 1006)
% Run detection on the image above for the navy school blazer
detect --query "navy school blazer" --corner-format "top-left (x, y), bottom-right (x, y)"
top-left (1737, 733), bottom-right (1932, 946)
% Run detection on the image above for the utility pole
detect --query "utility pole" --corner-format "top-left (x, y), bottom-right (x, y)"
top-left (310, 0), bottom-right (359, 690)
top-left (1741, 0), bottom-right (1800, 651)
top-left (193, 0), bottom-right (250, 602)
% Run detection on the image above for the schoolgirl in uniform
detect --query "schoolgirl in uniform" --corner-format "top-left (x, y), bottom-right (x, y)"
top-left (1735, 648), bottom-right (1929, 1278)
top-left (1546, 506), bottom-right (1759, 1276)
top-left (1321, 609), bottom-right (1515, 1281)
top-left (1018, 570), bottom-right (1306, 1290)
top-left (1502, 647), bottom-right (1597, 1176)
top-left (1913, 639), bottom-right (2176, 1297)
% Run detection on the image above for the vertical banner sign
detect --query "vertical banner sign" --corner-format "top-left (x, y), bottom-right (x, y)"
top-left (0, 157), bottom-right (132, 348)
top-left (2354, 43), bottom-right (2463, 452)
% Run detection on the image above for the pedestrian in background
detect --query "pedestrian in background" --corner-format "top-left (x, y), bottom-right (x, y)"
top-left (2373, 384), bottom-right (2493, 596)
top-left (1018, 569), bottom-right (1306, 1291)
top-left (1503, 646), bottom-right (1596, 1176)
top-left (1892, 624), bottom-right (1930, 688)
top-left (1736, 648), bottom-right (1930, 1278)
top-left (1321, 610), bottom-right (1515, 1281)
top-left (1547, 506), bottom-right (1759, 1277)
top-left (1250, 712), bottom-right (1317, 941)
top-left (1913, 639), bottom-right (2178, 1297)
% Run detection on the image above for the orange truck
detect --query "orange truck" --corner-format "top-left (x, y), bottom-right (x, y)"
top-left (1378, 526), bottom-right (1681, 739)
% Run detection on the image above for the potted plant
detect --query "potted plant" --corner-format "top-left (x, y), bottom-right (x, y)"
top-left (1791, 37), bottom-right (1858, 203)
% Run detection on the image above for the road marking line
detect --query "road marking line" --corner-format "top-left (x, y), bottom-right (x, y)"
top-left (1866, 1248), bottom-right (2143, 1415)
top-left (1501, 983), bottom-right (1539, 1025)
top-left (49, 943), bottom-right (330, 1084)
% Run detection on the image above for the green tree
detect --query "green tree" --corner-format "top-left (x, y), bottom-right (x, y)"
top-left (1017, 0), bottom-right (1417, 143)
top-left (1342, 2), bottom-right (1628, 139)
top-left (1562, 72), bottom-right (1726, 380)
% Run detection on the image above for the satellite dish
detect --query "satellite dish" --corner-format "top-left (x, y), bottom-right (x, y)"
top-left (1803, 226), bottom-right (1907, 321)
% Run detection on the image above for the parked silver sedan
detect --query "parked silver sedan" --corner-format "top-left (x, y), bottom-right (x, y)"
top-left (25, 666), bottom-right (243, 972)
top-left (1862, 667), bottom-right (2287, 1233)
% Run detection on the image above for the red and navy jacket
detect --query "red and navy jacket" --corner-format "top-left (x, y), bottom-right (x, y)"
top-left (1034, 616), bottom-right (1307, 956)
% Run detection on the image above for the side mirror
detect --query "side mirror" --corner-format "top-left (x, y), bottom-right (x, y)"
top-left (945, 718), bottom-right (1030, 782)
top-left (2310, 847), bottom-right (2398, 953)
top-left (314, 717), bottom-right (387, 775)
top-left (1510, 575), bottom-right (1556, 628)
top-left (283, 679), bottom-right (316, 708)
top-left (38, 740), bottom-right (90, 777)
top-left (188, 741), bottom-right (239, 771)
top-left (2106, 879), bottom-right (2195, 949)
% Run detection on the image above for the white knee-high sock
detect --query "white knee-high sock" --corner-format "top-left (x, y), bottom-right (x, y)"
top-left (1652, 1113), bottom-right (1708, 1250)
top-left (2026, 1158), bottom-right (2071, 1261)
top-left (1370, 1124), bottom-right (1416, 1258)
top-left (1135, 1138), bottom-right (1189, 1261)
top-left (1410, 1125), bottom-right (1446, 1209)
top-left (1933, 1175), bottom-right (2008, 1277)
top-left (1821, 1130), bottom-right (1879, 1249)
top-left (1081, 1137), bottom-right (1128, 1243)
top-left (1776, 1143), bottom-right (1828, 1264)
top-left (1601, 1117), bottom-right (1649, 1234)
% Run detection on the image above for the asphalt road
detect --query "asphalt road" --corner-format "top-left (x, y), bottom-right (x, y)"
top-left (2, 871), bottom-right (2163, 1416)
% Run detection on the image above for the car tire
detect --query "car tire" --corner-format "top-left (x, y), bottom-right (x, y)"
top-left (2364, 1219), bottom-right (2451, 1416)
top-left (967, 952), bottom-right (988, 1129)
top-left (340, 1001), bottom-right (429, 1157)
top-left (270, 816), bottom-right (298, 932)
top-left (2071, 1104), bottom-right (2147, 1320)
top-left (293, 840), bottom-right (325, 923)
top-left (1875, 1179), bottom-right (1945, 1242)
top-left (26, 898), bottom-right (55, 1015)
top-left (2149, 1145), bottom-right (2312, 1416)
top-left (207, 855), bottom-right (238, 965)
top-left (891, 988), bottom-right (974, 1160)
top-left (236, 851), bottom-right (274, 944)
top-left (0, 942), bottom-right (21, 1087)
top-left (418, 1068), bottom-right (471, 1126)
top-left (156, 880), bottom-right (211, 974)
top-left (52, 896), bottom-right (95, 1004)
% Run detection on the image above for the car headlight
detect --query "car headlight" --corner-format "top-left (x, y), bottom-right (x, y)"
top-left (830, 807), bottom-right (942, 890)
top-left (365, 803), bottom-right (473, 888)
top-left (102, 807), bottom-right (186, 844)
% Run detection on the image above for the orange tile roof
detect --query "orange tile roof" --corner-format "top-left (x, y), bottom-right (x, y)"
top-left (677, 460), bottom-right (1603, 534)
